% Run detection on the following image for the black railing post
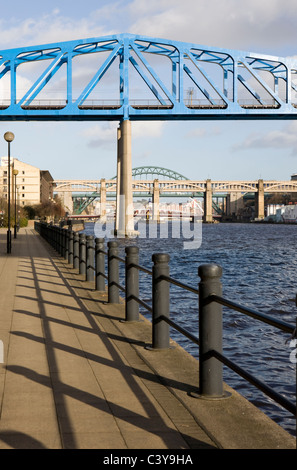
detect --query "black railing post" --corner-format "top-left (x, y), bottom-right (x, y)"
top-left (198, 264), bottom-right (227, 399)
top-left (59, 227), bottom-right (63, 256)
top-left (79, 233), bottom-right (86, 276)
top-left (65, 229), bottom-right (69, 260)
top-left (152, 253), bottom-right (170, 349)
top-left (86, 235), bottom-right (95, 282)
top-left (73, 232), bottom-right (79, 269)
top-left (62, 229), bottom-right (67, 258)
top-left (108, 241), bottom-right (119, 303)
top-left (125, 246), bottom-right (139, 322)
top-left (68, 230), bottom-right (73, 264)
top-left (95, 238), bottom-right (105, 291)
top-left (53, 226), bottom-right (57, 251)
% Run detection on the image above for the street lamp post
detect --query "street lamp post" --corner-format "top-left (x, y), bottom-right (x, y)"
top-left (4, 131), bottom-right (15, 253)
top-left (13, 169), bottom-right (19, 238)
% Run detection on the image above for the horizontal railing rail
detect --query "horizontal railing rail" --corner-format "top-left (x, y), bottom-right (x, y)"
top-left (35, 221), bottom-right (296, 420)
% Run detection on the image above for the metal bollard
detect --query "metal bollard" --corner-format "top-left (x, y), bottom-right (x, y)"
top-left (152, 253), bottom-right (170, 349)
top-left (65, 229), bottom-right (69, 260)
top-left (95, 238), bottom-right (105, 291)
top-left (53, 226), bottom-right (57, 251)
top-left (59, 228), bottom-right (63, 256)
top-left (79, 233), bottom-right (86, 275)
top-left (73, 232), bottom-right (79, 269)
top-left (198, 264), bottom-right (229, 399)
top-left (86, 235), bottom-right (95, 282)
top-left (68, 230), bottom-right (74, 264)
top-left (125, 246), bottom-right (139, 322)
top-left (62, 229), bottom-right (67, 258)
top-left (108, 241), bottom-right (119, 303)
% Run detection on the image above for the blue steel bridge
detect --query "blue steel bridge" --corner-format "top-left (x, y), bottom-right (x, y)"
top-left (2, 33), bottom-right (297, 233)
top-left (1, 33), bottom-right (297, 121)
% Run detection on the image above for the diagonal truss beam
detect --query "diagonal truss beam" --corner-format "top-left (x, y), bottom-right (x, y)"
top-left (18, 52), bottom-right (66, 106)
top-left (75, 42), bottom-right (122, 106)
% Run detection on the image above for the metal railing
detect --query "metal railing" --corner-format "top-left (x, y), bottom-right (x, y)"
top-left (35, 222), bottom-right (296, 417)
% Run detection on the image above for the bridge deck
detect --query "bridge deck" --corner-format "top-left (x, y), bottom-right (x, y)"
top-left (0, 227), bottom-right (295, 450)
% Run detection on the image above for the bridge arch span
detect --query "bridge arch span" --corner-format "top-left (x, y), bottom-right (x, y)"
top-left (112, 166), bottom-right (189, 181)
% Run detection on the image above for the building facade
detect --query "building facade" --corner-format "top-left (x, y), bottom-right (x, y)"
top-left (0, 157), bottom-right (53, 206)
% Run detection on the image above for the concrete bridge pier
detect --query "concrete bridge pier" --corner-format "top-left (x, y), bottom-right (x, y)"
top-left (255, 179), bottom-right (265, 220)
top-left (152, 179), bottom-right (160, 223)
top-left (100, 178), bottom-right (106, 221)
top-left (226, 192), bottom-right (244, 218)
top-left (204, 179), bottom-right (213, 223)
top-left (115, 120), bottom-right (137, 237)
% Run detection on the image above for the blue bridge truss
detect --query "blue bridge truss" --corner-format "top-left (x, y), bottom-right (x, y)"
top-left (1, 33), bottom-right (297, 121)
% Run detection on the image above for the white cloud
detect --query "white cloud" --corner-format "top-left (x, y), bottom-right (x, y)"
top-left (0, 11), bottom-right (111, 49)
top-left (80, 122), bottom-right (117, 148)
top-left (185, 126), bottom-right (222, 139)
top-left (128, 0), bottom-right (297, 53)
top-left (232, 121), bottom-right (297, 155)
top-left (0, 1), bottom-right (296, 58)
top-left (81, 120), bottom-right (165, 148)
top-left (132, 121), bottom-right (165, 139)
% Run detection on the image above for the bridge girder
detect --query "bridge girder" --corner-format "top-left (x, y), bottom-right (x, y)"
top-left (1, 33), bottom-right (297, 121)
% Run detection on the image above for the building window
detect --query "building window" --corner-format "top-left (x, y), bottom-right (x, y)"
top-left (22, 186), bottom-right (25, 190)
top-left (22, 171), bottom-right (25, 175)
top-left (22, 194), bottom-right (25, 198)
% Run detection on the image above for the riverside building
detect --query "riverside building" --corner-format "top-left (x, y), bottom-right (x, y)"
top-left (0, 157), bottom-right (54, 206)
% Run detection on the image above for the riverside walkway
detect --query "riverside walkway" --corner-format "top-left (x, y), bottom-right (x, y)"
top-left (0, 227), bottom-right (295, 450)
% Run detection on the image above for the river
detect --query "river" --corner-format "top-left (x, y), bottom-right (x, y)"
top-left (83, 221), bottom-right (296, 437)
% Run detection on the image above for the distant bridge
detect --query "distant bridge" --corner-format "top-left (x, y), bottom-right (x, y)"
top-left (54, 168), bottom-right (297, 221)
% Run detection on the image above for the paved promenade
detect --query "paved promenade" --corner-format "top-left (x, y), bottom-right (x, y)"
top-left (0, 227), bottom-right (295, 450)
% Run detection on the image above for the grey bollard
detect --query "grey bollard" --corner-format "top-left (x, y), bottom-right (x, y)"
top-left (95, 238), bottom-right (105, 291)
top-left (73, 232), bottom-right (79, 269)
top-left (79, 233), bottom-right (86, 275)
top-left (108, 241), bottom-right (119, 303)
top-left (125, 246), bottom-right (139, 322)
top-left (152, 253), bottom-right (170, 349)
top-left (68, 230), bottom-right (74, 265)
top-left (198, 264), bottom-right (227, 399)
top-left (86, 235), bottom-right (95, 282)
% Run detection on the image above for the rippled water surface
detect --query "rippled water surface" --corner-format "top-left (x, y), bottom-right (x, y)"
top-left (84, 222), bottom-right (296, 437)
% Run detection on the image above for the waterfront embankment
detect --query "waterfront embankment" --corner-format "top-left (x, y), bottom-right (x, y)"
top-left (0, 227), bottom-right (295, 449)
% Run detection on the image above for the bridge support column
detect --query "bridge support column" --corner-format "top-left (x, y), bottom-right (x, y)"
top-left (115, 127), bottom-right (121, 232)
top-left (204, 179), bottom-right (213, 223)
top-left (100, 178), bottom-right (106, 221)
top-left (115, 120), bottom-right (137, 237)
top-left (255, 179), bottom-right (265, 220)
top-left (152, 179), bottom-right (160, 223)
top-left (226, 192), bottom-right (244, 218)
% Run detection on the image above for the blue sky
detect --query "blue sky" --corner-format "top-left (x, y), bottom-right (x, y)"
top-left (1, 0), bottom-right (297, 181)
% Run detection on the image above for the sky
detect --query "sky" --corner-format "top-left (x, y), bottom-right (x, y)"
top-left (1, 0), bottom-right (297, 182)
